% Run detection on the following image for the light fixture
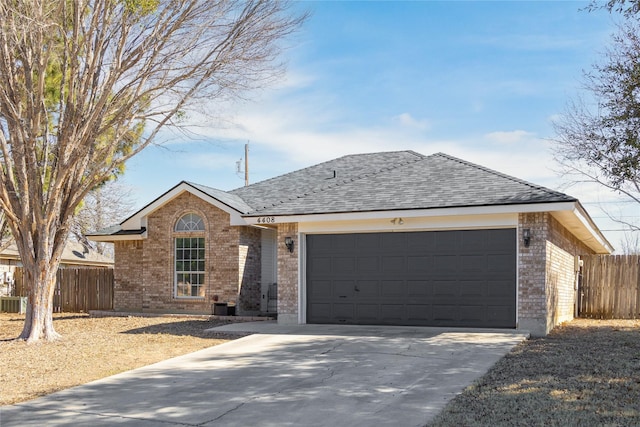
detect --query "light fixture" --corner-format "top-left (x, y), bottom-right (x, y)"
top-left (284, 236), bottom-right (295, 253)
top-left (390, 217), bottom-right (404, 225)
top-left (523, 228), bottom-right (531, 247)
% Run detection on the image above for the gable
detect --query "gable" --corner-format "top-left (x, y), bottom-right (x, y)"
top-left (120, 181), bottom-right (246, 232)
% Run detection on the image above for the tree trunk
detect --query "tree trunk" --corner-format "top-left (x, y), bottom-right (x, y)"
top-left (19, 260), bottom-right (61, 342)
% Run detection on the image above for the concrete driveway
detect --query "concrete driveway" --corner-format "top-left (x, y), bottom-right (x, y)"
top-left (0, 323), bottom-right (528, 427)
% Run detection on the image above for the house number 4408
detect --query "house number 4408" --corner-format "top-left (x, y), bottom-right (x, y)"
top-left (257, 217), bottom-right (276, 224)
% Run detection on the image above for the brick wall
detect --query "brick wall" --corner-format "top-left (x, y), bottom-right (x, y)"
top-left (112, 191), bottom-right (260, 314)
top-left (518, 212), bottom-right (548, 330)
top-left (113, 240), bottom-right (143, 311)
top-left (546, 215), bottom-right (594, 326)
top-left (277, 223), bottom-right (298, 324)
top-left (518, 212), bottom-right (595, 335)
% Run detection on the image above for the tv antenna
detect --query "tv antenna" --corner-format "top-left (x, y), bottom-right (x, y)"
top-left (236, 142), bottom-right (249, 186)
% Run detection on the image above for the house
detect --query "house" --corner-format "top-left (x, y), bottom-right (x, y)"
top-left (88, 151), bottom-right (612, 336)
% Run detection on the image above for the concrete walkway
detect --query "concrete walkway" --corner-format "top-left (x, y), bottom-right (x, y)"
top-left (0, 323), bottom-right (528, 427)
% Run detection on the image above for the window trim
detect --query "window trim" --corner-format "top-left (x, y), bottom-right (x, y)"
top-left (174, 213), bottom-right (206, 299)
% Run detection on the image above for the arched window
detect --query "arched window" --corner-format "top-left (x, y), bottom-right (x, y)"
top-left (174, 213), bottom-right (205, 298)
top-left (175, 213), bottom-right (205, 232)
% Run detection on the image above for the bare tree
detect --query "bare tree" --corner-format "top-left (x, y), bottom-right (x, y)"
top-left (553, 15), bottom-right (640, 233)
top-left (71, 181), bottom-right (136, 257)
top-left (0, 0), bottom-right (305, 342)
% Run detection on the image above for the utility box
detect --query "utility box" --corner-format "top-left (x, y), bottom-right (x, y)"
top-left (212, 302), bottom-right (228, 316)
top-left (0, 297), bottom-right (27, 314)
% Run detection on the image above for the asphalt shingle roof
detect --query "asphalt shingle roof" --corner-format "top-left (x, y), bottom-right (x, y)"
top-left (230, 151), bottom-right (575, 216)
top-left (187, 182), bottom-right (254, 214)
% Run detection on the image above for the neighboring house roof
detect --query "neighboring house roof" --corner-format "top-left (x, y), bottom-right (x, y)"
top-left (0, 240), bottom-right (113, 267)
top-left (87, 150), bottom-right (612, 253)
top-left (231, 152), bottom-right (575, 216)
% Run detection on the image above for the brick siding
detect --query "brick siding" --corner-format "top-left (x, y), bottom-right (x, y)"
top-left (277, 223), bottom-right (298, 324)
top-left (518, 212), bottom-right (595, 335)
top-left (113, 240), bottom-right (143, 311)
top-left (112, 192), bottom-right (261, 315)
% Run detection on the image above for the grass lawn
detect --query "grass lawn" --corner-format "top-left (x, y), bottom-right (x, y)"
top-left (429, 319), bottom-right (640, 426)
top-left (0, 313), bottom-right (241, 405)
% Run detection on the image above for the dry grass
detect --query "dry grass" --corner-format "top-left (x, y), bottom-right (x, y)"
top-left (0, 313), bottom-right (240, 405)
top-left (429, 318), bottom-right (640, 427)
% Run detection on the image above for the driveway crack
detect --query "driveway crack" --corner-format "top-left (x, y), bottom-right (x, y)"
top-left (319, 341), bottom-right (344, 355)
top-left (200, 399), bottom-right (253, 425)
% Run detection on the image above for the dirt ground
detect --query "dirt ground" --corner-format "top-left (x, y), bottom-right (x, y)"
top-left (0, 313), bottom-right (241, 405)
top-left (429, 318), bottom-right (640, 427)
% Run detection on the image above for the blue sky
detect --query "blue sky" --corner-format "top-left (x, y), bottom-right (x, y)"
top-left (119, 1), bottom-right (633, 248)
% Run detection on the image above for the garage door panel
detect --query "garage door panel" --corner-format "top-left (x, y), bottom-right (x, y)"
top-left (381, 304), bottom-right (404, 322)
top-left (333, 303), bottom-right (355, 320)
top-left (461, 231), bottom-right (486, 251)
top-left (487, 305), bottom-right (513, 323)
top-left (432, 305), bottom-right (457, 321)
top-left (309, 280), bottom-right (332, 298)
top-left (435, 232), bottom-right (459, 251)
top-left (334, 280), bottom-right (355, 298)
top-left (308, 236), bottom-right (332, 252)
top-left (458, 305), bottom-right (484, 322)
top-left (357, 256), bottom-right (379, 274)
top-left (488, 254), bottom-right (515, 272)
top-left (407, 304), bottom-right (432, 320)
top-left (433, 280), bottom-right (458, 297)
top-left (308, 257), bottom-right (332, 276)
top-left (433, 255), bottom-right (458, 273)
top-left (356, 280), bottom-right (379, 297)
top-left (334, 257), bottom-right (356, 274)
top-left (407, 232), bottom-right (437, 251)
top-left (488, 280), bottom-right (513, 297)
top-left (459, 281), bottom-right (486, 298)
top-left (407, 280), bottom-right (431, 296)
top-left (332, 234), bottom-right (356, 250)
top-left (381, 233), bottom-right (407, 250)
top-left (356, 304), bottom-right (379, 321)
top-left (459, 255), bottom-right (485, 272)
top-left (309, 303), bottom-right (332, 322)
top-left (408, 256), bottom-right (432, 272)
top-left (382, 256), bottom-right (405, 273)
top-left (356, 234), bottom-right (380, 251)
top-left (381, 280), bottom-right (405, 298)
top-left (307, 230), bottom-right (515, 328)
top-left (486, 229), bottom-right (515, 250)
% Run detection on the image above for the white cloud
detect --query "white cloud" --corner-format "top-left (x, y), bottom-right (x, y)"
top-left (393, 113), bottom-right (430, 131)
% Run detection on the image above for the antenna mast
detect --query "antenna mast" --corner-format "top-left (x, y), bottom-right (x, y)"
top-left (244, 142), bottom-right (249, 186)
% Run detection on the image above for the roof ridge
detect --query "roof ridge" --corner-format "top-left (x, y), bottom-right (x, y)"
top-left (250, 151), bottom-right (426, 213)
top-left (431, 152), bottom-right (574, 200)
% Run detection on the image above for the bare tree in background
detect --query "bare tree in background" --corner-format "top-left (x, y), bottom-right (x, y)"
top-left (553, 4), bottom-right (640, 236)
top-left (71, 181), bottom-right (136, 257)
top-left (0, 0), bottom-right (306, 342)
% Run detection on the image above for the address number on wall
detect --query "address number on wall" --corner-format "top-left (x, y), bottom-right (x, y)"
top-left (256, 217), bottom-right (276, 224)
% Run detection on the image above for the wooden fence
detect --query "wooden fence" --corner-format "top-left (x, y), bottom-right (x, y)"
top-left (14, 267), bottom-right (114, 312)
top-left (580, 255), bottom-right (640, 319)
